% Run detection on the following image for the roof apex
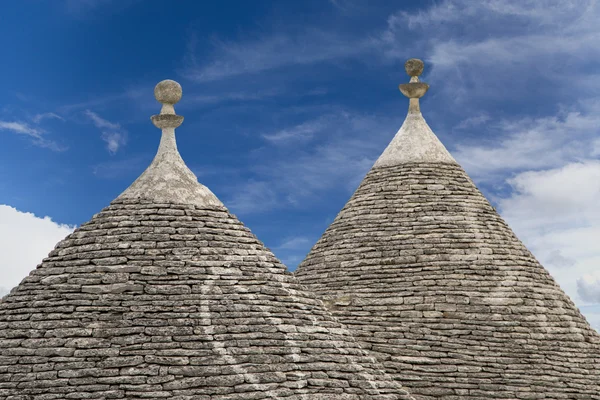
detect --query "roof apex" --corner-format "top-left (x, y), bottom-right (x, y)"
top-left (373, 59), bottom-right (456, 168)
top-left (117, 80), bottom-right (224, 208)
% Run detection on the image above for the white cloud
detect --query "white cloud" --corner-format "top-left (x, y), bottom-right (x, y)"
top-left (497, 161), bottom-right (600, 307)
top-left (395, 0), bottom-right (593, 32)
top-left (0, 205), bottom-right (75, 297)
top-left (453, 105), bottom-right (600, 179)
top-left (85, 109), bottom-right (121, 130)
top-left (578, 272), bottom-right (600, 303)
top-left (0, 121), bottom-right (43, 137)
top-left (0, 120), bottom-right (66, 151)
top-left (84, 110), bottom-right (127, 154)
top-left (101, 132), bottom-right (125, 154)
top-left (32, 112), bottom-right (64, 124)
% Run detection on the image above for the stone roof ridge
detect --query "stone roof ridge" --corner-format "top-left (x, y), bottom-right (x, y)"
top-left (117, 79), bottom-right (224, 208)
top-left (373, 58), bottom-right (457, 168)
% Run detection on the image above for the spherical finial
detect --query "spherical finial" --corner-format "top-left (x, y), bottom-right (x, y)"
top-left (154, 80), bottom-right (182, 105)
top-left (405, 58), bottom-right (424, 77)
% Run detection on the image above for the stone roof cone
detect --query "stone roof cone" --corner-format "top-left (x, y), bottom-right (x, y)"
top-left (295, 59), bottom-right (600, 399)
top-left (0, 80), bottom-right (414, 399)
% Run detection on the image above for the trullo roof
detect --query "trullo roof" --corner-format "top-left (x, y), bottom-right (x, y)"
top-left (295, 59), bottom-right (600, 399)
top-left (0, 80), bottom-right (414, 400)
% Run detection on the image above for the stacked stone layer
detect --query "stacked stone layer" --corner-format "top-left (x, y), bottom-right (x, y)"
top-left (0, 199), bottom-right (412, 400)
top-left (296, 162), bottom-right (600, 399)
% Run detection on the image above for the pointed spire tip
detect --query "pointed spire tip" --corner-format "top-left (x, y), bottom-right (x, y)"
top-left (399, 58), bottom-right (429, 108)
top-left (118, 79), bottom-right (224, 208)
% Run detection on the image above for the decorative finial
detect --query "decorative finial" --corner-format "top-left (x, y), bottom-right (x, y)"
top-left (374, 58), bottom-right (457, 168)
top-left (405, 58), bottom-right (424, 78)
top-left (151, 80), bottom-right (184, 129)
top-left (399, 58), bottom-right (429, 113)
top-left (116, 79), bottom-right (225, 208)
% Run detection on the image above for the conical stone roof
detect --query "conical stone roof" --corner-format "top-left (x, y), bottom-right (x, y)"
top-left (295, 60), bottom-right (600, 399)
top-left (0, 80), bottom-right (414, 400)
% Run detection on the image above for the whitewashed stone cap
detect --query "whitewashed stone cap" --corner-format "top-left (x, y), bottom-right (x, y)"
top-left (373, 59), bottom-right (457, 168)
top-left (117, 79), bottom-right (224, 208)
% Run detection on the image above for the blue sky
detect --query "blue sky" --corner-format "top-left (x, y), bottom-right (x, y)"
top-left (1, 0), bottom-right (599, 330)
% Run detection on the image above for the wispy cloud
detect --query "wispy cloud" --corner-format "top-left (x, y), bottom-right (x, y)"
top-left (0, 121), bottom-right (42, 136)
top-left (393, 0), bottom-right (587, 29)
top-left (402, 0), bottom-right (595, 31)
top-left (61, 85), bottom-right (293, 117)
top-left (32, 112), bottom-right (65, 124)
top-left (271, 236), bottom-right (315, 270)
top-left (454, 113), bottom-right (490, 130)
top-left (59, 84), bottom-right (153, 115)
top-left (376, 0), bottom-right (600, 103)
top-left (101, 133), bottom-right (126, 154)
top-left (223, 110), bottom-right (397, 215)
top-left (183, 89), bottom-right (283, 108)
top-left (84, 110), bottom-right (127, 154)
top-left (262, 117), bottom-right (330, 144)
top-left (453, 102), bottom-right (600, 180)
top-left (0, 120), bottom-right (66, 151)
top-left (328, 0), bottom-right (348, 11)
top-left (181, 29), bottom-right (372, 82)
top-left (276, 236), bottom-right (313, 250)
top-left (85, 110), bottom-right (121, 130)
top-left (225, 180), bottom-right (280, 215)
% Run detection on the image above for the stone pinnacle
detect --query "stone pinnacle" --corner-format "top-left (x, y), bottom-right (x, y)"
top-left (116, 79), bottom-right (224, 208)
top-left (399, 58), bottom-right (430, 113)
top-left (151, 80), bottom-right (184, 129)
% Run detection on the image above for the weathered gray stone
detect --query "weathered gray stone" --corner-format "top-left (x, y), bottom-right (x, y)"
top-left (0, 80), bottom-right (412, 400)
top-left (296, 60), bottom-right (600, 400)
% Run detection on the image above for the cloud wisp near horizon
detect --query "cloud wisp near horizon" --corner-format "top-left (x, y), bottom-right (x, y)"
top-left (0, 0), bottom-right (599, 330)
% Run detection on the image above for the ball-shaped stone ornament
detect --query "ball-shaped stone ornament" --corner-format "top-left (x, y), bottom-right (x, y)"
top-left (405, 58), bottom-right (424, 77)
top-left (154, 80), bottom-right (182, 104)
